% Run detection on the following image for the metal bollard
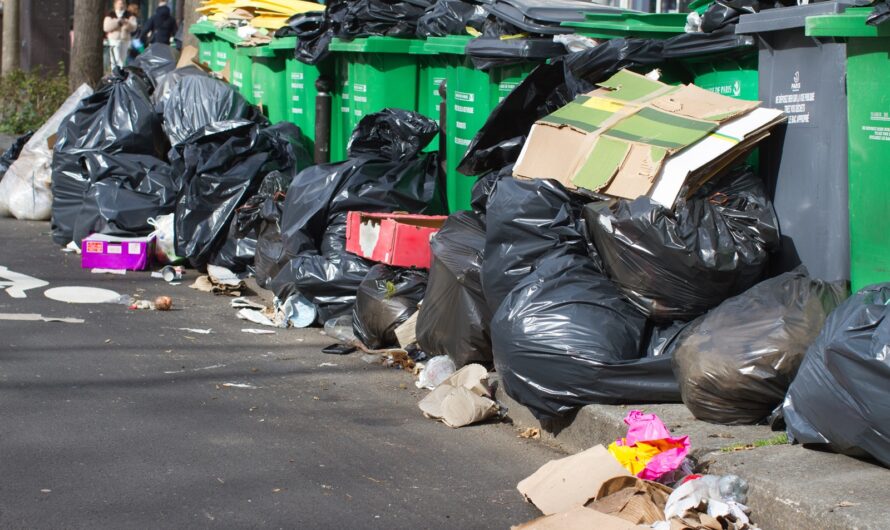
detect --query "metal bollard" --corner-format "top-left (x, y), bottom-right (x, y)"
top-left (314, 76), bottom-right (332, 165)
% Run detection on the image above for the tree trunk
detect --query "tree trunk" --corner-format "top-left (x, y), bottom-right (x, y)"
top-left (69, 0), bottom-right (105, 91)
top-left (1, 0), bottom-right (21, 76)
top-left (180, 0), bottom-right (201, 49)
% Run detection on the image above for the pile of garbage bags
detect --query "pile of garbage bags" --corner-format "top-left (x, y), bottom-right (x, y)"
top-left (263, 108), bottom-right (445, 324)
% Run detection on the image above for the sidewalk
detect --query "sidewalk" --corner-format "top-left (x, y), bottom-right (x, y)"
top-left (497, 388), bottom-right (890, 530)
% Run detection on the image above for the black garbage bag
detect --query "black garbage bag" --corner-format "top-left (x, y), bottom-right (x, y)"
top-left (783, 283), bottom-right (890, 466)
top-left (172, 121), bottom-right (311, 269)
top-left (210, 171), bottom-right (294, 273)
top-left (283, 4), bottom-right (348, 65)
top-left (163, 74), bottom-right (266, 146)
top-left (71, 152), bottom-right (179, 245)
top-left (153, 65), bottom-right (208, 113)
top-left (269, 109), bottom-right (445, 322)
top-left (416, 0), bottom-right (486, 37)
top-left (482, 176), bottom-right (590, 314)
top-left (51, 68), bottom-right (168, 245)
top-left (130, 43), bottom-right (178, 86)
top-left (457, 33), bottom-right (754, 176)
top-left (491, 252), bottom-right (679, 419)
top-left (585, 166), bottom-right (780, 323)
top-left (254, 193), bottom-right (289, 288)
top-left (338, 0), bottom-right (435, 39)
top-left (673, 269), bottom-right (848, 425)
top-left (868, 1), bottom-right (890, 26)
top-left (353, 264), bottom-right (428, 349)
top-left (416, 211), bottom-right (492, 366)
top-left (0, 131), bottom-right (32, 180)
top-left (643, 319), bottom-right (690, 358)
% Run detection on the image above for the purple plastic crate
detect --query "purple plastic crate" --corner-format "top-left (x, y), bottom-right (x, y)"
top-left (81, 234), bottom-right (155, 271)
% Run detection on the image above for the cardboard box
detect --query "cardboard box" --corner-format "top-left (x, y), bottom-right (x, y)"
top-left (81, 234), bottom-right (155, 271)
top-left (345, 212), bottom-right (448, 269)
top-left (513, 69), bottom-right (775, 206)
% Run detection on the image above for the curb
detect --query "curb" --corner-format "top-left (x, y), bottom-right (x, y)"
top-left (496, 387), bottom-right (890, 530)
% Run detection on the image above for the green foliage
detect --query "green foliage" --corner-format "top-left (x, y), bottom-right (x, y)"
top-left (0, 65), bottom-right (70, 135)
top-left (720, 433), bottom-right (789, 453)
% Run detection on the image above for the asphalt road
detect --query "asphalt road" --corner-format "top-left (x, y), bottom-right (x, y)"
top-left (0, 218), bottom-right (560, 529)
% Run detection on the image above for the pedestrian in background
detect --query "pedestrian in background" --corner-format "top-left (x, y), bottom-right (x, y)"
top-left (127, 2), bottom-right (145, 63)
top-left (142, 0), bottom-right (178, 46)
top-left (104, 0), bottom-right (138, 69)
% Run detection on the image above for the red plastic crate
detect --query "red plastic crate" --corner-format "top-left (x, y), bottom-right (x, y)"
top-left (345, 212), bottom-right (448, 269)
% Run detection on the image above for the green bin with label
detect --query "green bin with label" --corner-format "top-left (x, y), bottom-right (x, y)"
top-left (189, 21), bottom-right (217, 68)
top-left (807, 8), bottom-right (890, 291)
top-left (212, 27), bottom-right (238, 73)
top-left (216, 30), bottom-right (255, 101)
top-left (329, 37), bottom-right (437, 158)
top-left (425, 35), bottom-right (540, 212)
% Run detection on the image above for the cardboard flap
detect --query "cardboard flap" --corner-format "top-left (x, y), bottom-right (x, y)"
top-left (649, 84), bottom-right (758, 123)
top-left (517, 445), bottom-right (632, 515)
top-left (513, 507), bottom-right (648, 530)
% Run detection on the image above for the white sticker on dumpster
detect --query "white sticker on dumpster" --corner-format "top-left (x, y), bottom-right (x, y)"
top-left (863, 111), bottom-right (890, 142)
top-left (774, 70), bottom-right (815, 126)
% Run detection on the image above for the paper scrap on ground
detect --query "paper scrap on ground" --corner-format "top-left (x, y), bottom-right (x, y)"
top-left (418, 364), bottom-right (499, 428)
top-left (237, 308), bottom-right (277, 327)
top-left (43, 286), bottom-right (125, 304)
top-left (231, 297), bottom-right (266, 310)
top-left (207, 264), bottom-right (244, 287)
top-left (0, 266), bottom-right (49, 298)
top-left (512, 506), bottom-right (645, 530)
top-left (91, 268), bottom-right (127, 275)
top-left (242, 328), bottom-right (275, 335)
top-left (221, 382), bottom-right (258, 389)
top-left (179, 328), bottom-right (213, 334)
top-left (318, 362), bottom-right (338, 367)
top-left (0, 313), bottom-right (84, 324)
top-left (517, 444), bottom-right (632, 516)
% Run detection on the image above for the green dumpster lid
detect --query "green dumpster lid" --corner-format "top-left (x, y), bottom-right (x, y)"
top-left (188, 20), bottom-right (216, 35)
top-left (423, 35), bottom-right (474, 54)
top-left (562, 12), bottom-right (687, 37)
top-left (215, 27), bottom-right (244, 44)
top-left (329, 36), bottom-right (435, 54)
top-left (269, 36), bottom-right (298, 50)
top-left (806, 8), bottom-right (890, 37)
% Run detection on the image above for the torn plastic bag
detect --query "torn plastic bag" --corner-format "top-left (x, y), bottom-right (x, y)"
top-left (585, 166), bottom-right (780, 323)
top-left (868, 1), bottom-right (890, 25)
top-left (254, 195), bottom-right (288, 288)
top-left (338, 0), bottom-right (435, 39)
top-left (0, 84), bottom-right (92, 220)
top-left (282, 8), bottom-right (344, 65)
top-left (416, 211), bottom-right (492, 366)
top-left (466, 37), bottom-right (567, 71)
top-left (71, 153), bottom-right (179, 245)
top-left (0, 132), bottom-right (32, 179)
top-left (782, 284), bottom-right (890, 466)
top-left (491, 253), bottom-right (679, 419)
top-left (172, 121), bottom-right (312, 269)
top-left (416, 0), bottom-right (486, 37)
top-left (51, 68), bottom-right (168, 245)
top-left (152, 65), bottom-right (208, 113)
top-left (162, 74), bottom-right (266, 146)
top-left (482, 176), bottom-right (590, 314)
top-left (643, 320), bottom-right (690, 359)
top-left (673, 269), bottom-right (848, 425)
top-left (353, 264), bottom-right (428, 349)
top-left (457, 33), bottom-right (755, 176)
top-left (210, 171), bottom-right (293, 273)
top-left (269, 110), bottom-right (445, 321)
top-left (129, 43), bottom-right (178, 86)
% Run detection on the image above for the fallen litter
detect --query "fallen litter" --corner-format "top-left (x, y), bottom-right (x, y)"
top-left (607, 410), bottom-right (690, 482)
top-left (0, 313), bottom-right (84, 324)
top-left (416, 355), bottom-right (457, 390)
top-left (519, 427), bottom-right (541, 440)
top-left (44, 286), bottom-right (128, 304)
top-left (129, 296), bottom-right (173, 311)
top-left (418, 364), bottom-right (499, 428)
top-left (151, 265), bottom-right (184, 283)
top-left (81, 234), bottom-right (156, 271)
top-left (231, 297), bottom-right (266, 310)
top-left (179, 328), bottom-right (212, 334)
top-left (220, 382), bottom-right (258, 389)
top-left (236, 308), bottom-right (278, 327)
top-left (241, 328), bottom-right (275, 335)
top-left (91, 268), bottom-right (127, 275)
top-left (318, 362), bottom-right (338, 368)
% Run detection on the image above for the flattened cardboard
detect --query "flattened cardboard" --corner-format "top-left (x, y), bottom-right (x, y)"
top-left (513, 69), bottom-right (766, 204)
top-left (418, 364), bottom-right (497, 428)
top-left (513, 506), bottom-right (648, 530)
top-left (517, 444), bottom-right (632, 516)
top-left (587, 476), bottom-right (672, 525)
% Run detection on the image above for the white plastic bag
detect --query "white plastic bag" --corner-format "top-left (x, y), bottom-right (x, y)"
top-left (416, 355), bottom-right (457, 390)
top-left (147, 213), bottom-right (183, 264)
top-left (0, 84), bottom-right (93, 220)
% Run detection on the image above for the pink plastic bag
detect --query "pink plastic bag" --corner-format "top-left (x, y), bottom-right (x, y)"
top-left (615, 409), bottom-right (690, 481)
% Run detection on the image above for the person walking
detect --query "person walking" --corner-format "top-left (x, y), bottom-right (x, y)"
top-left (104, 0), bottom-right (138, 69)
top-left (142, 0), bottom-right (178, 46)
